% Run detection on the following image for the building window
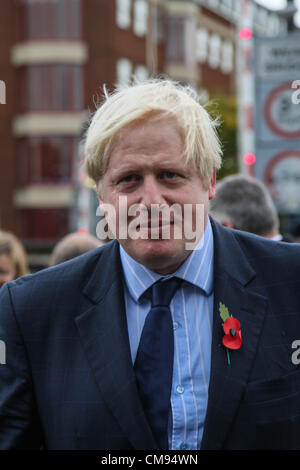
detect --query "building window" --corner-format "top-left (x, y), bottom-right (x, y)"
top-left (15, 0), bottom-right (81, 41)
top-left (207, 0), bottom-right (219, 10)
top-left (133, 0), bottom-right (148, 37)
top-left (231, 0), bottom-right (239, 16)
top-left (166, 17), bottom-right (185, 62)
top-left (18, 65), bottom-right (83, 112)
top-left (196, 28), bottom-right (208, 63)
top-left (116, 0), bottom-right (131, 29)
top-left (208, 33), bottom-right (221, 69)
top-left (221, 39), bottom-right (233, 74)
top-left (268, 14), bottom-right (280, 35)
top-left (256, 7), bottom-right (268, 30)
top-left (151, 5), bottom-right (164, 44)
top-left (135, 65), bottom-right (148, 82)
top-left (18, 208), bottom-right (70, 240)
top-left (17, 137), bottom-right (76, 185)
top-left (116, 58), bottom-right (132, 85)
top-left (220, 0), bottom-right (232, 13)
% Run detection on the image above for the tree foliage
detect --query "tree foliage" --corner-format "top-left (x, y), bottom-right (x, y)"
top-left (206, 93), bottom-right (238, 181)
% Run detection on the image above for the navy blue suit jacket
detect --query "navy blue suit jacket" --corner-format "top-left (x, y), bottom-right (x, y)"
top-left (0, 219), bottom-right (300, 450)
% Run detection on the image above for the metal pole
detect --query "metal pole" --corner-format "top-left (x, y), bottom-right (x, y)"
top-left (236, 0), bottom-right (255, 175)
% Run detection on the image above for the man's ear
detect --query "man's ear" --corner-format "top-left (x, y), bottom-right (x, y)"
top-left (208, 169), bottom-right (216, 200)
top-left (98, 194), bottom-right (103, 207)
top-left (96, 182), bottom-right (103, 206)
top-left (96, 184), bottom-right (106, 218)
top-left (97, 194), bottom-right (108, 224)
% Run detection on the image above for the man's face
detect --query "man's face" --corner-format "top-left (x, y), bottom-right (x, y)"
top-left (99, 118), bottom-right (216, 274)
top-left (0, 253), bottom-right (16, 288)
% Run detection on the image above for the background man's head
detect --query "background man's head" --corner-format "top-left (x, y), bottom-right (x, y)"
top-left (209, 174), bottom-right (280, 238)
top-left (84, 79), bottom-right (223, 274)
top-left (49, 232), bottom-right (103, 266)
top-left (290, 222), bottom-right (300, 243)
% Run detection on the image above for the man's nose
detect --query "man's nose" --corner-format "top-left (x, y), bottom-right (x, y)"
top-left (140, 176), bottom-right (166, 208)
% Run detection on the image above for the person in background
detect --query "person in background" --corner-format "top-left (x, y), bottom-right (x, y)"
top-left (0, 230), bottom-right (29, 288)
top-left (49, 231), bottom-right (103, 266)
top-left (290, 222), bottom-right (300, 243)
top-left (209, 174), bottom-right (292, 241)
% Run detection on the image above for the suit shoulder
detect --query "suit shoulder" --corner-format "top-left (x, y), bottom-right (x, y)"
top-left (231, 228), bottom-right (300, 273)
top-left (5, 241), bottom-right (116, 305)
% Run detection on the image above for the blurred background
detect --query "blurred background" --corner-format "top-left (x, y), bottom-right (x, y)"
top-left (0, 0), bottom-right (300, 272)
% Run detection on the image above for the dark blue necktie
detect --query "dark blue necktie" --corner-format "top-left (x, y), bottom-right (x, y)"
top-left (134, 277), bottom-right (181, 450)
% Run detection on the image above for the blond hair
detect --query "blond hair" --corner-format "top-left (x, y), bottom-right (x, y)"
top-left (0, 230), bottom-right (29, 278)
top-left (84, 78), bottom-right (222, 189)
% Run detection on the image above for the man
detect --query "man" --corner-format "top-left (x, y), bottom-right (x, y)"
top-left (209, 174), bottom-right (292, 241)
top-left (49, 231), bottom-right (104, 266)
top-left (0, 79), bottom-right (300, 450)
top-left (290, 221), bottom-right (300, 243)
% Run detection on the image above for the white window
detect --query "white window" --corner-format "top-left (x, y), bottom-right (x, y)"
top-left (208, 33), bottom-right (221, 69)
top-left (117, 58), bottom-right (132, 85)
top-left (221, 39), bottom-right (233, 74)
top-left (198, 88), bottom-right (209, 105)
top-left (257, 7), bottom-right (268, 29)
top-left (196, 28), bottom-right (208, 63)
top-left (220, 0), bottom-right (232, 13)
top-left (166, 16), bottom-right (185, 62)
top-left (116, 0), bottom-right (131, 29)
top-left (272, 16), bottom-right (280, 35)
top-left (152, 6), bottom-right (164, 44)
top-left (267, 14), bottom-right (279, 35)
top-left (231, 0), bottom-right (239, 16)
top-left (135, 65), bottom-right (148, 82)
top-left (207, 0), bottom-right (219, 10)
top-left (133, 0), bottom-right (148, 37)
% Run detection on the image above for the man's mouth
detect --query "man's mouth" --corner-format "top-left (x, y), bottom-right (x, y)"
top-left (138, 219), bottom-right (175, 229)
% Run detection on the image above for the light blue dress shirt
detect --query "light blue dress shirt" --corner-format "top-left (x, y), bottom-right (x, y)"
top-left (119, 219), bottom-right (214, 450)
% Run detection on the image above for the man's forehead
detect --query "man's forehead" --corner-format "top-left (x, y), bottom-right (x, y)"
top-left (108, 125), bottom-right (184, 167)
top-left (111, 115), bottom-right (182, 146)
top-left (107, 154), bottom-right (189, 175)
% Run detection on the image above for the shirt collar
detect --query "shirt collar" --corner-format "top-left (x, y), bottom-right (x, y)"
top-left (119, 218), bottom-right (214, 302)
top-left (270, 234), bottom-right (282, 241)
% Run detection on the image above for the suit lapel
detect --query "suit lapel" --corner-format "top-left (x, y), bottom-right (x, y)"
top-left (201, 220), bottom-right (268, 450)
top-left (74, 241), bottom-right (157, 450)
top-left (73, 222), bottom-right (268, 450)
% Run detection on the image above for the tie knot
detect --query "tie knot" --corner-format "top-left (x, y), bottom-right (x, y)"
top-left (151, 278), bottom-right (181, 307)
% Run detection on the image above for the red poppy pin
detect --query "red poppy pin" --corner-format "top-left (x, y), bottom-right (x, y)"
top-left (219, 302), bottom-right (242, 365)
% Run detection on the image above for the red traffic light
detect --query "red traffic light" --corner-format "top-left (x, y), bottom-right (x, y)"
top-left (243, 153), bottom-right (256, 166)
top-left (239, 28), bottom-right (253, 40)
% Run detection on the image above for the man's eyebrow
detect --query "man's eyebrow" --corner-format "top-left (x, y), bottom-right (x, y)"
top-left (110, 166), bottom-right (143, 176)
top-left (111, 166), bottom-right (185, 180)
top-left (0, 269), bottom-right (9, 275)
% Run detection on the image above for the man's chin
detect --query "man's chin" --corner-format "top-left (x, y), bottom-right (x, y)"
top-left (120, 238), bottom-right (189, 274)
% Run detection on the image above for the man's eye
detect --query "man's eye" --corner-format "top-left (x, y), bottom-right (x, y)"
top-left (161, 171), bottom-right (179, 179)
top-left (119, 175), bottom-right (140, 184)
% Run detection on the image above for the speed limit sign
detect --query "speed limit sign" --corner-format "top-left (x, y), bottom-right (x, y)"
top-left (264, 82), bottom-right (300, 139)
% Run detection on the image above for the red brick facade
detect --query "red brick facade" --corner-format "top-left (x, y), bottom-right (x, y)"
top-left (0, 1), bottom-right (17, 232)
top-left (0, 0), bottom-right (284, 268)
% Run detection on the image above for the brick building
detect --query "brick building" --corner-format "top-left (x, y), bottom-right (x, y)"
top-left (0, 0), bottom-right (286, 269)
